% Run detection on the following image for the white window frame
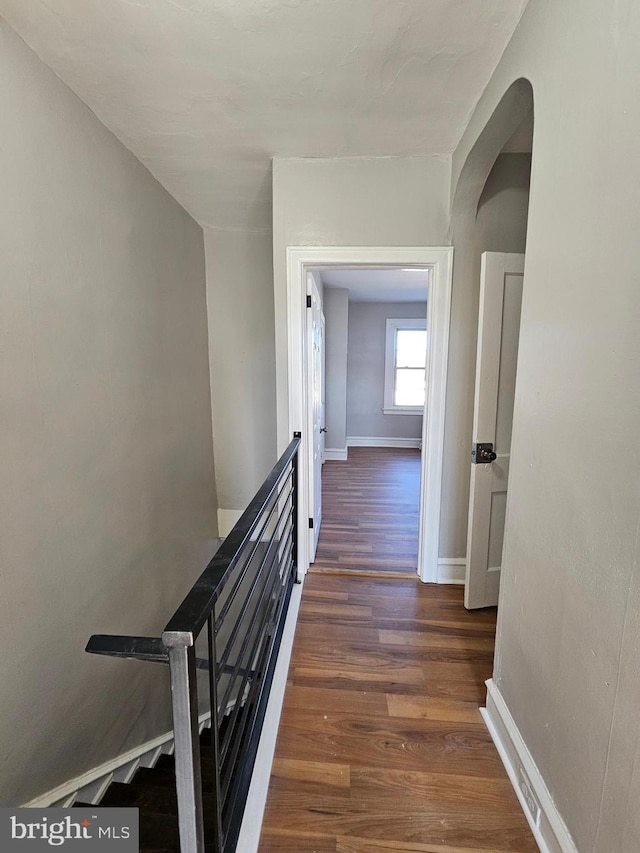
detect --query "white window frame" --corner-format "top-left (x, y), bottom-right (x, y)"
top-left (383, 318), bottom-right (427, 415)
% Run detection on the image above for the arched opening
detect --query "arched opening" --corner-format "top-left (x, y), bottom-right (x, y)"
top-left (444, 79), bottom-right (535, 610)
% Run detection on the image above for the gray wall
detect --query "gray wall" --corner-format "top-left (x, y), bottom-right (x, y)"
top-left (476, 153), bottom-right (531, 250)
top-left (440, 152), bottom-right (532, 558)
top-left (346, 302), bottom-right (426, 441)
top-left (323, 288), bottom-right (349, 452)
top-left (0, 22), bottom-right (217, 805)
top-left (272, 156), bottom-right (451, 453)
top-left (453, 1), bottom-right (640, 849)
top-left (205, 229), bottom-right (277, 518)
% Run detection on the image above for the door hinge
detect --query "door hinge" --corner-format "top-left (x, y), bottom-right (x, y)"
top-left (306, 295), bottom-right (312, 308)
top-left (308, 517), bottom-right (314, 529)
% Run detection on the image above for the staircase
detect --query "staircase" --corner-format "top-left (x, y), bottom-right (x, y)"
top-left (83, 436), bottom-right (301, 852)
top-left (74, 726), bottom-right (220, 852)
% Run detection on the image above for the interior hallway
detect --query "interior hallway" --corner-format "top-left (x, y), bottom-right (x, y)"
top-left (312, 447), bottom-right (422, 577)
top-left (258, 574), bottom-right (536, 852)
top-left (259, 449), bottom-right (536, 851)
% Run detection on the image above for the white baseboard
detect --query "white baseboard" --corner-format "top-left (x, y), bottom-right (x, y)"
top-left (22, 712), bottom-right (211, 808)
top-left (437, 558), bottom-right (466, 584)
top-left (324, 447), bottom-right (348, 461)
top-left (482, 679), bottom-right (578, 853)
top-left (237, 580), bottom-right (304, 852)
top-left (218, 508), bottom-right (243, 538)
top-left (347, 436), bottom-right (421, 449)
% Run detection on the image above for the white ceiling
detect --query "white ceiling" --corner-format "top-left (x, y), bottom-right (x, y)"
top-left (0, 0), bottom-right (529, 231)
top-left (320, 268), bottom-right (428, 303)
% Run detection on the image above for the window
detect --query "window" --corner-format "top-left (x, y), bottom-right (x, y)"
top-left (383, 318), bottom-right (427, 414)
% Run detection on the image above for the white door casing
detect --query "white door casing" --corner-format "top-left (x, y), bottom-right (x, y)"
top-left (465, 252), bottom-right (525, 609)
top-left (282, 247), bottom-right (453, 582)
top-left (307, 273), bottom-right (324, 560)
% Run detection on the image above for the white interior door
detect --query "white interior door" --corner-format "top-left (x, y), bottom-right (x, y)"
top-left (465, 252), bottom-right (524, 609)
top-left (308, 275), bottom-right (324, 560)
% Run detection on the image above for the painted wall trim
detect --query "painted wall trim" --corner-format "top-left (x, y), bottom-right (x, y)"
top-left (282, 245), bottom-right (452, 583)
top-left (437, 558), bottom-right (466, 584)
top-left (22, 713), bottom-right (211, 809)
top-left (237, 579), bottom-right (304, 852)
top-left (218, 508), bottom-right (243, 538)
top-left (347, 436), bottom-right (421, 449)
top-left (482, 679), bottom-right (579, 853)
top-left (325, 447), bottom-right (348, 461)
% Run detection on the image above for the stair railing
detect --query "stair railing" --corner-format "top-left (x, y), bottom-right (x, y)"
top-left (86, 433), bottom-right (301, 853)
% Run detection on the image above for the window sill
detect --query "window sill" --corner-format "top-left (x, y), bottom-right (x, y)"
top-left (383, 407), bottom-right (424, 416)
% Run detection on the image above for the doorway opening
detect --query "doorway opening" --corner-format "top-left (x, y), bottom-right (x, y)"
top-left (449, 80), bottom-right (534, 611)
top-left (312, 267), bottom-right (429, 578)
top-left (280, 247), bottom-right (453, 583)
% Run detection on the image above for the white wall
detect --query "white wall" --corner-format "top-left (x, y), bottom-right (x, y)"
top-left (0, 21), bottom-right (216, 805)
top-left (453, 2), bottom-right (640, 849)
top-left (323, 288), bottom-right (349, 453)
top-left (205, 229), bottom-right (277, 525)
top-left (346, 302), bottom-right (426, 442)
top-left (272, 155), bottom-right (451, 452)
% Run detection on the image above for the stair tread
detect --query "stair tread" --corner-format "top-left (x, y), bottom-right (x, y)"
top-left (100, 782), bottom-right (218, 827)
top-left (155, 752), bottom-right (220, 779)
top-left (134, 766), bottom-right (218, 795)
top-left (139, 811), bottom-right (180, 852)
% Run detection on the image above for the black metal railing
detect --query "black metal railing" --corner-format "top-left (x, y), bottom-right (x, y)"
top-left (86, 434), bottom-right (301, 853)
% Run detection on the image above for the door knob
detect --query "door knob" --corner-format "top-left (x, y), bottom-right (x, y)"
top-left (472, 442), bottom-right (496, 464)
top-left (320, 427), bottom-right (328, 433)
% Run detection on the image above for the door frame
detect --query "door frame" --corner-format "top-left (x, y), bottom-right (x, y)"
top-left (282, 246), bottom-right (453, 582)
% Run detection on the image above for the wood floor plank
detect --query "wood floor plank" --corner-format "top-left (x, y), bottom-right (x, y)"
top-left (386, 694), bottom-right (484, 724)
top-left (271, 711), bottom-right (502, 778)
top-left (262, 802), bottom-right (536, 851)
top-left (260, 829), bottom-right (337, 852)
top-left (293, 665), bottom-right (427, 688)
top-left (293, 623), bottom-right (380, 645)
top-left (271, 757), bottom-right (350, 789)
top-left (299, 601), bottom-right (373, 620)
top-left (379, 629), bottom-right (495, 651)
top-left (349, 766), bottom-right (519, 811)
top-left (303, 588), bottom-right (351, 601)
top-left (336, 836), bottom-right (529, 853)
top-left (283, 684), bottom-right (388, 716)
top-left (374, 617), bottom-right (498, 637)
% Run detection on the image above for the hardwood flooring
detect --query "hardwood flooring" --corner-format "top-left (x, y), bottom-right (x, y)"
top-left (258, 576), bottom-right (537, 853)
top-left (313, 448), bottom-right (422, 576)
top-left (258, 447), bottom-right (535, 852)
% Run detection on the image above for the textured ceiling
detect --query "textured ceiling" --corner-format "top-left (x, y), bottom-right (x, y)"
top-left (0, 0), bottom-right (528, 230)
top-left (320, 268), bottom-right (428, 303)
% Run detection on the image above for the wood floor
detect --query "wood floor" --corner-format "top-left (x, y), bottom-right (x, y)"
top-left (313, 447), bottom-right (421, 576)
top-left (258, 447), bottom-right (536, 852)
top-left (259, 576), bottom-right (537, 852)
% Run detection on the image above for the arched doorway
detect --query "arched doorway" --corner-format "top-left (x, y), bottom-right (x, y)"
top-left (447, 79), bottom-right (535, 609)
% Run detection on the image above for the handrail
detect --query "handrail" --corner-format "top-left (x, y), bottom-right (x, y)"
top-left (85, 635), bottom-right (167, 663)
top-left (85, 433), bottom-right (301, 853)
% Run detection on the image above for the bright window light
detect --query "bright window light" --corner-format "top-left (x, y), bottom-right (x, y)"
top-left (383, 319), bottom-right (427, 414)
